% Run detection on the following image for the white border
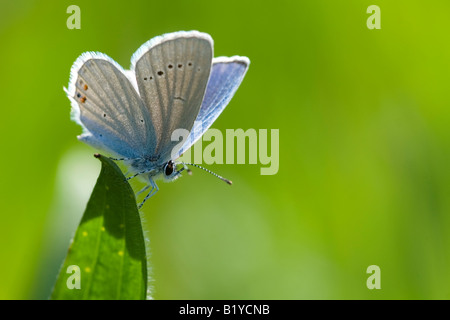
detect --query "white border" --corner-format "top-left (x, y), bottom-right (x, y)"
top-left (213, 55), bottom-right (250, 66)
top-left (130, 30), bottom-right (214, 71)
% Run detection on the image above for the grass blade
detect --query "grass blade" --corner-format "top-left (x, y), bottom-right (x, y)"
top-left (51, 154), bottom-right (147, 300)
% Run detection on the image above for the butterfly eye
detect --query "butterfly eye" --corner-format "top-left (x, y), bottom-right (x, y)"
top-left (164, 161), bottom-right (174, 176)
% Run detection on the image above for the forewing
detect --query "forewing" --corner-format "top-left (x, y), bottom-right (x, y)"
top-left (131, 31), bottom-right (213, 163)
top-left (67, 53), bottom-right (156, 159)
top-left (176, 56), bottom-right (250, 157)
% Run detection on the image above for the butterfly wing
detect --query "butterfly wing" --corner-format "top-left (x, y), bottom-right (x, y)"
top-left (131, 31), bottom-right (213, 164)
top-left (175, 56), bottom-right (250, 158)
top-left (66, 52), bottom-right (156, 159)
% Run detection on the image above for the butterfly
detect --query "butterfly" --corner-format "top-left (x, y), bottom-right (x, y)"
top-left (65, 31), bottom-right (250, 208)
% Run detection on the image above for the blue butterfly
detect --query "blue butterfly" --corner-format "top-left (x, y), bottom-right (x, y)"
top-left (65, 31), bottom-right (250, 208)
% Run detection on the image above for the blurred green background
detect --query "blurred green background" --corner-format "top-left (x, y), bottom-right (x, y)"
top-left (1, 0), bottom-right (450, 299)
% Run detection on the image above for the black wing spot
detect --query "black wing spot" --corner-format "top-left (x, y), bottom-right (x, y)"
top-left (168, 64), bottom-right (173, 69)
top-left (157, 71), bottom-right (164, 76)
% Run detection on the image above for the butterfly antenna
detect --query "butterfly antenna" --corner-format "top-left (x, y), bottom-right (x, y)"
top-left (181, 164), bottom-right (192, 175)
top-left (181, 163), bottom-right (232, 185)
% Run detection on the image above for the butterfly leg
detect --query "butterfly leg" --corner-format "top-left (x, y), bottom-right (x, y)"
top-left (126, 168), bottom-right (156, 182)
top-left (109, 156), bottom-right (141, 161)
top-left (135, 184), bottom-right (151, 197)
top-left (138, 179), bottom-right (159, 209)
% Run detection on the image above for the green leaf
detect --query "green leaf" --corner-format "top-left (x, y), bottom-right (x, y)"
top-left (51, 154), bottom-right (147, 300)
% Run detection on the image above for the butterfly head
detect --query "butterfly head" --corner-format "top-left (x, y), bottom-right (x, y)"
top-left (162, 160), bottom-right (183, 182)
